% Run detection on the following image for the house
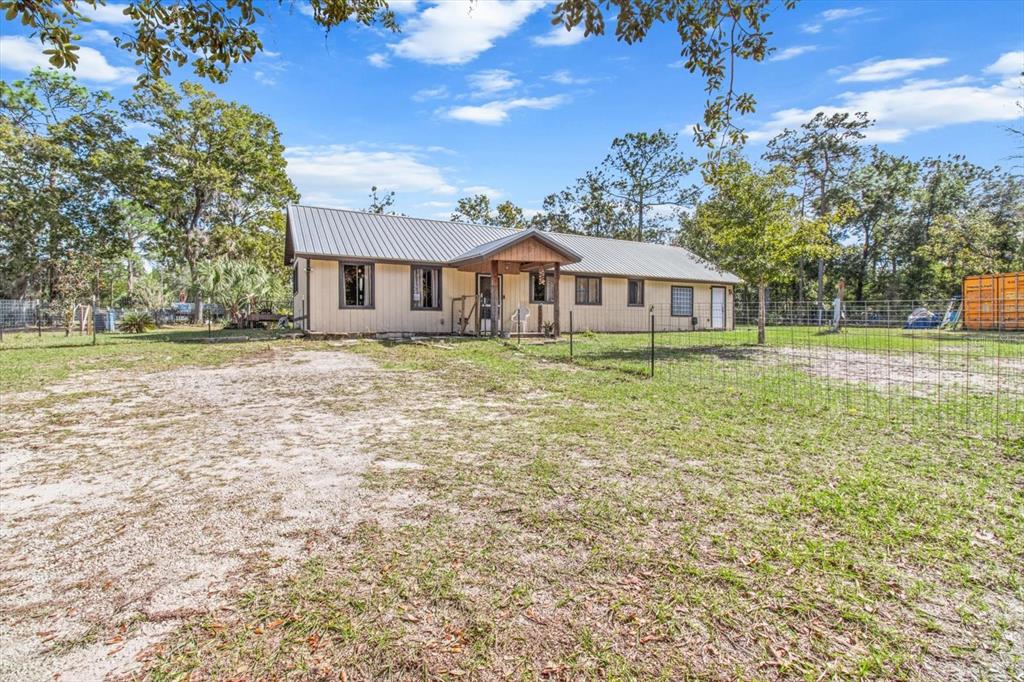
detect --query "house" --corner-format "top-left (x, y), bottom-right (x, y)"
top-left (285, 205), bottom-right (741, 336)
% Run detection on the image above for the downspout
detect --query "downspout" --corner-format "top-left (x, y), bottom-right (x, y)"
top-left (305, 259), bottom-right (312, 332)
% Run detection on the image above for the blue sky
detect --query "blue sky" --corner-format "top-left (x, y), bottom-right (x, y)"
top-left (2, 1), bottom-right (1022, 218)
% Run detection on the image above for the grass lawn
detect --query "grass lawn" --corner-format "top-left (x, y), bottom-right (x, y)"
top-left (2, 329), bottom-right (1022, 680)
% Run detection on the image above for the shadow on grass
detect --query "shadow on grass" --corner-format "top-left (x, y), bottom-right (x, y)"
top-left (537, 343), bottom-right (764, 378)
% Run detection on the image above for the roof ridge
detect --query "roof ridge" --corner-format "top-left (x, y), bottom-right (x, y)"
top-left (289, 204), bottom-right (700, 253)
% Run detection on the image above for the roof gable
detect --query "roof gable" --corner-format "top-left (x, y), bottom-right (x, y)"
top-left (449, 229), bottom-right (582, 267)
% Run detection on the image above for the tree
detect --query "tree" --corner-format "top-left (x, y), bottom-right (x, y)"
top-left (365, 185), bottom-right (397, 214)
top-left (451, 194), bottom-right (528, 230)
top-left (536, 129), bottom-right (696, 242)
top-left (765, 112), bottom-right (870, 318)
top-left (127, 81), bottom-right (298, 322)
top-left (536, 172), bottom-right (632, 238)
top-left (692, 157), bottom-right (830, 344)
top-left (0, 68), bottom-right (141, 305)
top-left (842, 148), bottom-right (918, 301)
top-left (8, 0), bottom-right (795, 147)
top-left (597, 129), bottom-right (697, 242)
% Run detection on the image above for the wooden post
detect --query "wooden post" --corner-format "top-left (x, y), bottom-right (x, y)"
top-left (553, 262), bottom-right (561, 337)
top-left (490, 259), bottom-right (499, 337)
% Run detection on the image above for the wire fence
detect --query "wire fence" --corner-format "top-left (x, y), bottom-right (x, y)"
top-left (0, 299), bottom-right (293, 334)
top-left (530, 301), bottom-right (1024, 443)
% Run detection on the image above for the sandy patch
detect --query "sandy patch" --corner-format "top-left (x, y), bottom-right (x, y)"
top-left (0, 348), bottom-right (442, 682)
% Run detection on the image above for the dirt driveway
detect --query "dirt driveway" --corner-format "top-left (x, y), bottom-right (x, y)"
top-left (1, 347), bottom-right (433, 681)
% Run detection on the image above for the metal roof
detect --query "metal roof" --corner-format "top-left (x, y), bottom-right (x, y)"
top-left (286, 205), bottom-right (741, 284)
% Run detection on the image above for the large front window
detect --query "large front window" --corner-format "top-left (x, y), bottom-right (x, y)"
top-left (671, 286), bottom-right (693, 317)
top-left (530, 271), bottom-right (554, 303)
top-left (341, 262), bottom-right (373, 308)
top-left (575, 276), bottom-right (601, 305)
top-left (411, 266), bottom-right (442, 310)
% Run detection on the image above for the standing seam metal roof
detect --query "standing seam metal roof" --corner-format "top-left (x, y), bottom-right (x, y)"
top-left (286, 205), bottom-right (741, 284)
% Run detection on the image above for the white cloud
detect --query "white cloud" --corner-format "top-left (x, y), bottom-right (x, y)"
top-left (801, 6), bottom-right (868, 34)
top-left (81, 2), bottom-right (133, 24)
top-left (443, 95), bottom-right (567, 125)
top-left (838, 57), bottom-right (948, 83)
top-left (985, 51), bottom-right (1023, 76)
top-left (747, 70), bottom-right (1020, 143)
top-left (298, 2), bottom-right (316, 17)
top-left (389, 0), bottom-right (544, 65)
top-left (367, 52), bottom-right (390, 68)
top-left (821, 7), bottom-right (868, 21)
top-left (412, 85), bottom-right (449, 101)
top-left (253, 70), bottom-right (276, 86)
top-left (462, 185), bottom-right (502, 198)
top-left (467, 69), bottom-right (520, 95)
top-left (285, 144), bottom-right (457, 207)
top-left (532, 25), bottom-right (586, 47)
top-left (545, 69), bottom-right (591, 85)
top-left (769, 45), bottom-right (818, 62)
top-left (0, 35), bottom-right (136, 84)
top-left (82, 28), bottom-right (116, 44)
top-left (388, 0), bottom-right (419, 14)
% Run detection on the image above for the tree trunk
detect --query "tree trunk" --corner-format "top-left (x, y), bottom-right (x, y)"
top-left (127, 259), bottom-right (136, 299)
top-left (637, 197), bottom-right (644, 242)
top-left (757, 281), bottom-right (767, 345)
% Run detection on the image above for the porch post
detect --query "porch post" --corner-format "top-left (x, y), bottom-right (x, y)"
top-left (553, 262), bottom-right (561, 337)
top-left (490, 259), bottom-right (500, 337)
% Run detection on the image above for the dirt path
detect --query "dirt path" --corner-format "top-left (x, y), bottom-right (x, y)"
top-left (0, 348), bottom-right (430, 682)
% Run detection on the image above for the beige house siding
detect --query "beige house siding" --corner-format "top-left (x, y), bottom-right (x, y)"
top-left (300, 260), bottom-right (733, 334)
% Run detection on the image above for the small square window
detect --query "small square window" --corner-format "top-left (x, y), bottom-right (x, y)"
top-left (575, 276), bottom-right (601, 305)
top-left (671, 286), bottom-right (693, 317)
top-left (411, 266), bottom-right (442, 310)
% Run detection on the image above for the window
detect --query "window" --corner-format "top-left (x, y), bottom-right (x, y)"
top-left (530, 271), bottom-right (554, 303)
top-left (671, 286), bottom-right (693, 317)
top-left (627, 279), bottom-right (644, 306)
top-left (292, 265), bottom-right (298, 295)
top-left (340, 262), bottom-right (373, 308)
top-left (411, 265), bottom-right (442, 310)
top-left (575, 276), bottom-right (601, 305)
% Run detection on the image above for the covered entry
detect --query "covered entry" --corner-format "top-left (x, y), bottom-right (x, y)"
top-left (448, 229), bottom-right (582, 337)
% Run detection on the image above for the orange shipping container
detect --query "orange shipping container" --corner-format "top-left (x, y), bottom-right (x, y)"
top-left (962, 272), bottom-right (1023, 331)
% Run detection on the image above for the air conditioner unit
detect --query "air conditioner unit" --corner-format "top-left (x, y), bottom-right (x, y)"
top-left (691, 316), bottom-right (699, 329)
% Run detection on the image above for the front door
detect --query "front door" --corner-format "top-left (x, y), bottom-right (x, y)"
top-left (477, 274), bottom-right (501, 334)
top-left (711, 287), bottom-right (726, 330)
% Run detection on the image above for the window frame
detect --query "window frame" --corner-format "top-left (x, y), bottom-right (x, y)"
top-left (529, 270), bottom-right (555, 304)
top-left (410, 264), bottom-right (443, 311)
top-left (339, 261), bottom-right (375, 309)
top-left (627, 279), bottom-right (644, 307)
top-left (670, 285), bottom-right (694, 317)
top-left (575, 276), bottom-right (602, 306)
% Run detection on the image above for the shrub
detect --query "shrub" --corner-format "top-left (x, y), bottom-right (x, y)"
top-left (120, 310), bottom-right (154, 334)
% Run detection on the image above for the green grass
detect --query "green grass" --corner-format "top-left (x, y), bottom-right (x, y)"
top-left (0, 327), bottom-right (305, 392)
top-left (142, 336), bottom-right (1021, 680)
top-left (4, 330), bottom-right (1021, 679)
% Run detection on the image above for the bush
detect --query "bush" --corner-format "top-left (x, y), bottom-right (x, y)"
top-left (120, 310), bottom-right (155, 334)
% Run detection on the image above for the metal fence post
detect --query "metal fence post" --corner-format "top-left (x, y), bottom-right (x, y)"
top-left (650, 312), bottom-right (655, 378)
top-left (92, 296), bottom-right (97, 346)
top-left (569, 310), bottom-right (574, 362)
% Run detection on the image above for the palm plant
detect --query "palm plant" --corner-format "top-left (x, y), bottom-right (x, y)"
top-left (199, 259), bottom-right (280, 326)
